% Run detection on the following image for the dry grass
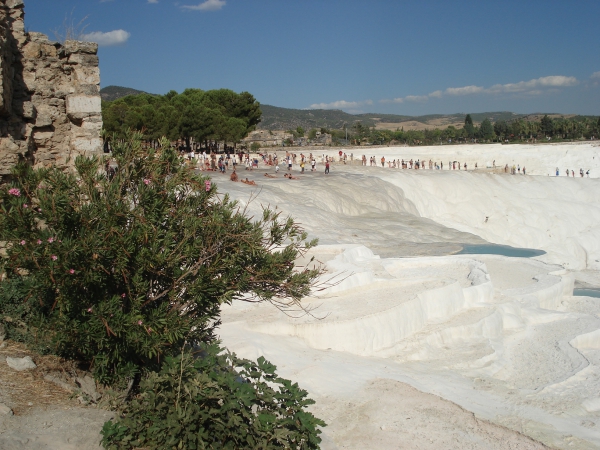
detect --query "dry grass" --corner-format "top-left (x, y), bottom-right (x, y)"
top-left (0, 341), bottom-right (81, 415)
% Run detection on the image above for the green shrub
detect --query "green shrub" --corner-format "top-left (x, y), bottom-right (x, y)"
top-left (101, 343), bottom-right (325, 449)
top-left (0, 131), bottom-right (320, 385)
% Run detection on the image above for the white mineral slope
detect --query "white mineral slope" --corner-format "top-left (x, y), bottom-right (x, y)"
top-left (222, 163), bottom-right (600, 269)
top-left (377, 169), bottom-right (600, 270)
top-left (215, 145), bottom-right (600, 449)
top-left (221, 170), bottom-right (487, 258)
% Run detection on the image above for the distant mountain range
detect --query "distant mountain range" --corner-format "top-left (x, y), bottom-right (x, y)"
top-left (99, 85), bottom-right (581, 131)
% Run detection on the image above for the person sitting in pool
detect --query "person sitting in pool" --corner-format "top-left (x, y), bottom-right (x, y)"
top-left (230, 171), bottom-right (238, 182)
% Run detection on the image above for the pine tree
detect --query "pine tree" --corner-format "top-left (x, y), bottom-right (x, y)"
top-left (464, 114), bottom-right (475, 138)
top-left (541, 114), bottom-right (554, 137)
top-left (480, 118), bottom-right (495, 141)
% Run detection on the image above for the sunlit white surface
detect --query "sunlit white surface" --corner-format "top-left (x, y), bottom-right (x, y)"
top-left (215, 142), bottom-right (600, 449)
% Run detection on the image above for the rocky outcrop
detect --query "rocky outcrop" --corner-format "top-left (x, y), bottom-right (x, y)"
top-left (0, 0), bottom-right (102, 179)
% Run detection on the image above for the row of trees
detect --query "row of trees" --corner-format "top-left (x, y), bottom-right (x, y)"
top-left (311, 114), bottom-right (600, 147)
top-left (102, 89), bottom-right (262, 149)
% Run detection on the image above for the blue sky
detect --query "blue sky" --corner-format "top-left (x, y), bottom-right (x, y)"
top-left (24, 0), bottom-right (600, 116)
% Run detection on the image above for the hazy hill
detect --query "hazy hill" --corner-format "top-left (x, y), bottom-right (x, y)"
top-left (258, 107), bottom-right (531, 131)
top-left (100, 86), bottom-right (152, 102)
top-left (258, 105), bottom-right (375, 130)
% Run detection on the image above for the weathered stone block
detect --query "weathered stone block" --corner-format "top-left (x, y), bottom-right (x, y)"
top-left (73, 66), bottom-right (100, 85)
top-left (0, 136), bottom-right (20, 153)
top-left (21, 101), bottom-right (36, 119)
top-left (63, 40), bottom-right (98, 55)
top-left (55, 84), bottom-right (77, 98)
top-left (41, 44), bottom-right (57, 58)
top-left (68, 53), bottom-right (99, 66)
top-left (74, 85), bottom-right (99, 97)
top-left (6, 0), bottom-right (25, 8)
top-left (22, 69), bottom-right (36, 91)
top-left (33, 129), bottom-right (54, 145)
top-left (72, 137), bottom-right (102, 153)
top-left (27, 31), bottom-right (48, 42)
top-left (66, 95), bottom-right (101, 120)
top-left (22, 42), bottom-right (41, 58)
top-left (35, 112), bottom-right (52, 127)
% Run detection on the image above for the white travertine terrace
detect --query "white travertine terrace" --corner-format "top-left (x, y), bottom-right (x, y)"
top-left (218, 142), bottom-right (600, 449)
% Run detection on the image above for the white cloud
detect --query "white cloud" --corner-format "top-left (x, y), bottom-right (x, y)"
top-left (444, 85), bottom-right (485, 96)
top-left (148, 0), bottom-right (158, 3)
top-left (379, 97), bottom-right (404, 104)
top-left (81, 29), bottom-right (131, 46)
top-left (182, 0), bottom-right (226, 11)
top-left (591, 71), bottom-right (600, 79)
top-left (309, 100), bottom-right (372, 110)
top-left (487, 75), bottom-right (578, 94)
top-left (379, 74), bottom-right (579, 105)
top-left (404, 95), bottom-right (428, 102)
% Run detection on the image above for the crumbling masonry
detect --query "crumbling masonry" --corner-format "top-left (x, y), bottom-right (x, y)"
top-left (0, 0), bottom-right (102, 178)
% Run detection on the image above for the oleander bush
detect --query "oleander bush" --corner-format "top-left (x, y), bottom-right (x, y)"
top-left (0, 130), bottom-right (325, 448)
top-left (101, 343), bottom-right (325, 449)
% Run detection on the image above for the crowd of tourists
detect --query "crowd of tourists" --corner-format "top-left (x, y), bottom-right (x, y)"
top-left (556, 167), bottom-right (590, 177)
top-left (174, 149), bottom-right (592, 181)
top-left (361, 155), bottom-right (479, 171)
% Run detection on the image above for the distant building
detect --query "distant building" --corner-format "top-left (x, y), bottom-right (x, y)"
top-left (242, 130), bottom-right (294, 148)
top-left (310, 131), bottom-right (332, 146)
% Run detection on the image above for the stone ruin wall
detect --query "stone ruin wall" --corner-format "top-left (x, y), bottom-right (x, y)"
top-left (0, 0), bottom-right (102, 179)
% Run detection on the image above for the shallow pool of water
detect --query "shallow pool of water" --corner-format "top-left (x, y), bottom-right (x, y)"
top-left (458, 244), bottom-right (546, 258)
top-left (573, 288), bottom-right (600, 298)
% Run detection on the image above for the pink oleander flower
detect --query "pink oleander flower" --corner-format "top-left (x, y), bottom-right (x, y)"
top-left (36, 239), bottom-right (42, 245)
top-left (23, 204), bottom-right (28, 208)
top-left (87, 307), bottom-right (93, 313)
top-left (8, 188), bottom-right (20, 196)
top-left (121, 293), bottom-right (126, 298)
top-left (143, 179), bottom-right (151, 185)
top-left (48, 237), bottom-right (54, 243)
top-left (19, 240), bottom-right (26, 246)
top-left (51, 255), bottom-right (57, 261)
top-left (205, 180), bottom-right (211, 192)
top-left (137, 320), bottom-right (143, 325)
top-left (69, 269), bottom-right (75, 274)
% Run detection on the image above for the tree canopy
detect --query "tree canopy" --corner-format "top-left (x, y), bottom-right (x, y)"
top-left (102, 89), bottom-right (262, 147)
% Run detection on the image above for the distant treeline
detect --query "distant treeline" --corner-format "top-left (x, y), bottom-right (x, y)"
top-left (310, 114), bottom-right (600, 146)
top-left (102, 90), bottom-right (598, 149)
top-left (101, 89), bottom-right (261, 148)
